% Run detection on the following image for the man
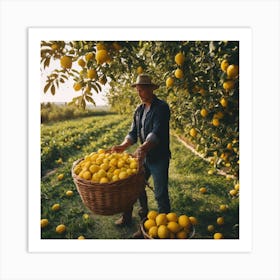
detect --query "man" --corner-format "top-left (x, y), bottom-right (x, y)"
top-left (112, 74), bottom-right (171, 237)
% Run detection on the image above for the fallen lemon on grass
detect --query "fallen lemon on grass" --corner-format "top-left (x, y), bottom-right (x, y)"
top-left (41, 219), bottom-right (49, 228)
top-left (56, 224), bottom-right (66, 234)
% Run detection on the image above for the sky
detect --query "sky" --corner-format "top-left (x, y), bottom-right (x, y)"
top-left (40, 59), bottom-right (109, 106)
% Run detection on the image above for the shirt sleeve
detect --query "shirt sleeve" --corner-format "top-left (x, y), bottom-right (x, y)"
top-left (125, 108), bottom-right (139, 144)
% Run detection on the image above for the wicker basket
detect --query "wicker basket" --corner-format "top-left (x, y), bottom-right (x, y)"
top-left (71, 157), bottom-right (146, 215)
top-left (140, 218), bottom-right (195, 239)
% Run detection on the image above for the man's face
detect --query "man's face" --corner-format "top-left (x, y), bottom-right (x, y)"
top-left (135, 85), bottom-right (154, 104)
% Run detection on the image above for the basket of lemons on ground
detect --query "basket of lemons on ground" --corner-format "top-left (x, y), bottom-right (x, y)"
top-left (72, 149), bottom-right (145, 215)
top-left (140, 211), bottom-right (196, 239)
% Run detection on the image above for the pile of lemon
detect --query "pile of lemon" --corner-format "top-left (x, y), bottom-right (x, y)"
top-left (143, 211), bottom-right (197, 239)
top-left (73, 149), bottom-right (139, 183)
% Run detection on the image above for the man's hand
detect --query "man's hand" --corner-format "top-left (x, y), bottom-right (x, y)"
top-left (134, 140), bottom-right (156, 162)
top-left (111, 138), bottom-right (132, 153)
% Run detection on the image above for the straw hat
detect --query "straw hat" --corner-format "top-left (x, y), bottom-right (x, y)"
top-left (131, 74), bottom-right (159, 89)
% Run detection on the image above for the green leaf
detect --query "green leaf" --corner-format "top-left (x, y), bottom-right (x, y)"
top-left (43, 82), bottom-right (51, 93)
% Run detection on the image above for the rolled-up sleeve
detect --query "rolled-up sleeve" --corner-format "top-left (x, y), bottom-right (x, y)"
top-left (125, 109), bottom-right (138, 144)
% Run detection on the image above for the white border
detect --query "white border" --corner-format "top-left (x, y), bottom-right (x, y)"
top-left (28, 27), bottom-right (252, 253)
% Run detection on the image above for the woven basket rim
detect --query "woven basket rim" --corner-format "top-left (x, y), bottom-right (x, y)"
top-left (140, 218), bottom-right (195, 239)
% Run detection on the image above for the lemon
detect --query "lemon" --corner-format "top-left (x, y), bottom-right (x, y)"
top-left (189, 216), bottom-right (198, 225)
top-left (178, 215), bottom-right (191, 228)
top-left (200, 109), bottom-right (208, 117)
top-left (96, 49), bottom-right (108, 64)
top-left (78, 235), bottom-right (85, 239)
top-left (51, 203), bottom-right (60, 211)
top-left (167, 221), bottom-right (181, 233)
top-left (166, 212), bottom-right (178, 222)
top-left (73, 82), bottom-right (82, 91)
top-left (78, 59), bottom-right (86, 68)
top-left (87, 69), bottom-right (97, 80)
top-left (100, 177), bottom-right (109, 183)
top-left (229, 189), bottom-right (238, 196)
top-left (130, 161), bottom-right (138, 169)
top-left (223, 80), bottom-right (235, 91)
top-left (214, 111), bottom-right (224, 119)
top-left (212, 118), bottom-right (220, 127)
top-left (137, 66), bottom-right (144, 74)
top-left (190, 128), bottom-right (197, 137)
top-left (157, 225), bottom-right (170, 239)
top-left (57, 173), bottom-right (64, 180)
top-left (220, 98), bottom-right (228, 107)
top-left (89, 164), bottom-right (99, 173)
top-left (96, 42), bottom-right (106, 50)
top-left (176, 230), bottom-right (187, 239)
top-left (227, 64), bottom-right (239, 79)
top-left (207, 225), bottom-right (215, 232)
top-left (199, 187), bottom-right (207, 194)
top-left (83, 213), bottom-right (89, 220)
top-left (148, 226), bottom-right (158, 238)
top-left (213, 232), bottom-right (223, 239)
top-left (112, 175), bottom-right (119, 181)
top-left (144, 219), bottom-right (156, 231)
top-left (60, 56), bottom-right (72, 69)
top-left (217, 217), bottom-right (225, 225)
top-left (119, 171), bottom-right (128, 180)
top-left (234, 183), bottom-right (240, 191)
top-left (156, 213), bottom-right (168, 226)
top-left (219, 204), bottom-right (228, 212)
top-left (166, 77), bottom-right (174, 88)
top-left (85, 52), bottom-right (94, 61)
top-left (51, 43), bottom-right (59, 51)
top-left (174, 68), bottom-right (184, 79)
top-left (175, 52), bottom-right (185, 66)
top-left (220, 59), bottom-right (229, 72)
top-left (40, 219), bottom-right (49, 228)
top-left (66, 190), bottom-right (73, 197)
top-left (55, 224), bottom-right (66, 234)
top-left (147, 210), bottom-right (158, 220)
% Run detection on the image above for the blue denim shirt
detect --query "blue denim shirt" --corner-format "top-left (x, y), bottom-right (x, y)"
top-left (125, 96), bottom-right (171, 162)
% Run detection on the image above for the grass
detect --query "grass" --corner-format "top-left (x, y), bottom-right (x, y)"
top-left (41, 114), bottom-right (239, 239)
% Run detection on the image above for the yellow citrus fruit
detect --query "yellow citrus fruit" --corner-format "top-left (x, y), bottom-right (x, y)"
top-left (223, 80), bottom-right (235, 91)
top-left (85, 52), bottom-right (94, 61)
top-left (214, 111), bottom-right (224, 119)
top-left (148, 226), bottom-right (158, 238)
top-left (166, 212), bottom-right (178, 222)
top-left (96, 49), bottom-right (108, 64)
top-left (147, 210), bottom-right (158, 220)
top-left (214, 232), bottom-right (223, 239)
top-left (60, 56), bottom-right (72, 69)
top-left (57, 173), bottom-right (64, 180)
top-left (51, 203), bottom-right (60, 211)
top-left (208, 169), bottom-right (214, 175)
top-left (137, 66), bottom-right (144, 74)
top-left (217, 217), bottom-right (225, 225)
top-left (167, 221), bottom-right (181, 233)
top-left (156, 213), bottom-right (168, 226)
top-left (227, 143), bottom-right (233, 150)
top-left (166, 77), bottom-right (174, 88)
top-left (73, 82), bottom-right (82, 91)
top-left (78, 59), bottom-right (86, 68)
top-left (176, 230), bottom-right (187, 239)
top-left (66, 190), bottom-right (73, 197)
top-left (40, 219), bottom-right (49, 228)
top-left (87, 69), bottom-right (97, 80)
top-left (212, 118), bottom-right (220, 127)
top-left (189, 216), bottom-right (198, 225)
top-left (51, 43), bottom-right (59, 51)
top-left (220, 59), bottom-right (229, 72)
top-left (227, 64), bottom-right (239, 78)
top-left (55, 224), bottom-right (66, 234)
top-left (100, 177), bottom-right (109, 183)
top-left (78, 235), bottom-right (85, 239)
top-left (119, 171), bottom-right (128, 180)
top-left (83, 213), bottom-right (89, 220)
top-left (220, 98), bottom-right (228, 107)
top-left (207, 225), bottom-right (215, 232)
top-left (89, 164), bottom-right (99, 173)
top-left (219, 204), bottom-right (228, 211)
top-left (190, 128), bottom-right (197, 137)
top-left (229, 189), bottom-right (238, 196)
top-left (96, 42), bottom-right (106, 50)
top-left (199, 187), bottom-right (207, 194)
top-left (178, 215), bottom-right (191, 228)
top-left (174, 68), bottom-right (184, 79)
top-left (175, 52), bottom-right (185, 66)
top-left (234, 183), bottom-right (240, 191)
top-left (200, 109), bottom-right (208, 117)
top-left (157, 225), bottom-right (170, 239)
top-left (144, 219), bottom-right (156, 231)
top-left (82, 171), bottom-right (92, 180)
